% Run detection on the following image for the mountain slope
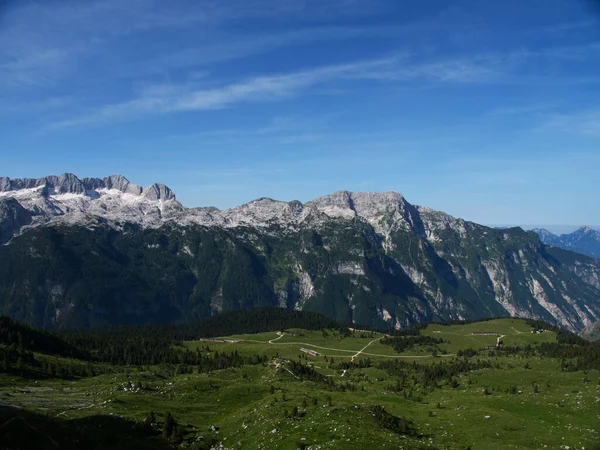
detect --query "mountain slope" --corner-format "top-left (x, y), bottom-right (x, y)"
top-left (534, 226), bottom-right (600, 259)
top-left (1, 173), bottom-right (599, 332)
top-left (579, 319), bottom-right (600, 341)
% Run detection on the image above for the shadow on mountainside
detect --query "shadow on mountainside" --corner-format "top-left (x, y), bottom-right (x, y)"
top-left (0, 405), bottom-right (171, 450)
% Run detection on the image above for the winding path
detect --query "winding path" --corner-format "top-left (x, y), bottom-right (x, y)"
top-left (268, 332), bottom-right (285, 344)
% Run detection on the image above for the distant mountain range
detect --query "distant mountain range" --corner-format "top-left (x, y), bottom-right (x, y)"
top-left (0, 173), bottom-right (599, 333)
top-left (533, 226), bottom-right (600, 260)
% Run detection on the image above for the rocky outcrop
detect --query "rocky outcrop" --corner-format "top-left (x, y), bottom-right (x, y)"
top-left (81, 174), bottom-right (143, 196)
top-left (1, 173), bottom-right (86, 195)
top-left (105, 175), bottom-right (144, 196)
top-left (142, 183), bottom-right (175, 201)
top-left (0, 198), bottom-right (32, 244)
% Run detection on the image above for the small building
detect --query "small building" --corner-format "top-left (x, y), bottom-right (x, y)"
top-left (300, 348), bottom-right (321, 357)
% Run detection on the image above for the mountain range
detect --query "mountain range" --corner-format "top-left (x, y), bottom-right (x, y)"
top-left (533, 226), bottom-right (600, 260)
top-left (1, 173), bottom-right (599, 332)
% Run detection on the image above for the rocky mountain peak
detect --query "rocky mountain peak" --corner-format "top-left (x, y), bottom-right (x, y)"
top-left (52, 173), bottom-right (87, 195)
top-left (142, 183), bottom-right (176, 201)
top-left (106, 174), bottom-right (144, 196)
top-left (575, 226), bottom-right (596, 235)
top-left (0, 173), bottom-right (177, 201)
top-left (306, 190), bottom-right (406, 219)
top-left (0, 173), bottom-right (181, 238)
top-left (1, 173), bottom-right (87, 195)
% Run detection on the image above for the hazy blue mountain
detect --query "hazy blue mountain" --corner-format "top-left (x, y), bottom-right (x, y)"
top-left (533, 226), bottom-right (600, 259)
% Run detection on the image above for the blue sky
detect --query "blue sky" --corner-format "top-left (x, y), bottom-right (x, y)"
top-left (1, 0), bottom-right (599, 231)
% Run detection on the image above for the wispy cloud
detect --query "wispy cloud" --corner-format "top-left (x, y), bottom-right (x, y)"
top-left (112, 25), bottom-right (402, 80)
top-left (488, 104), bottom-right (555, 116)
top-left (46, 50), bottom-right (531, 129)
top-left (0, 96), bottom-right (76, 115)
top-left (45, 56), bottom-right (402, 128)
top-left (541, 109), bottom-right (600, 135)
top-left (531, 19), bottom-right (599, 34)
top-left (0, 0), bottom-right (393, 89)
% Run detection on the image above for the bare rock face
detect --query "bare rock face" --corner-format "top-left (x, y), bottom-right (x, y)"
top-left (0, 176), bottom-right (46, 192)
top-left (306, 191), bottom-right (425, 236)
top-left (54, 173), bottom-right (87, 194)
top-left (81, 177), bottom-right (105, 191)
top-left (142, 183), bottom-right (175, 201)
top-left (105, 175), bottom-right (144, 196)
top-left (0, 198), bottom-right (32, 244)
top-left (1, 173), bottom-right (87, 195)
top-left (0, 177), bottom-right (11, 191)
top-left (81, 174), bottom-right (144, 196)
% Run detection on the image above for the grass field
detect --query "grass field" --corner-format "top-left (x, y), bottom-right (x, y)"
top-left (1, 318), bottom-right (599, 450)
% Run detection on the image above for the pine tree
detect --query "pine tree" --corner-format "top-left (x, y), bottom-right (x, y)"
top-left (145, 411), bottom-right (157, 429)
top-left (162, 412), bottom-right (175, 438)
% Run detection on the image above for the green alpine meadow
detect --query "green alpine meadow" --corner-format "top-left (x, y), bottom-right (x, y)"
top-left (1, 310), bottom-right (599, 449)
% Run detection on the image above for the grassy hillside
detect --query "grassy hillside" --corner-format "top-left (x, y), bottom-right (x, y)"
top-left (1, 316), bottom-right (598, 449)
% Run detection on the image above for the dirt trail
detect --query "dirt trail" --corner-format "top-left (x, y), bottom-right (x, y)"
top-left (268, 332), bottom-right (285, 344)
top-left (351, 337), bottom-right (383, 362)
top-left (497, 335), bottom-right (505, 346)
